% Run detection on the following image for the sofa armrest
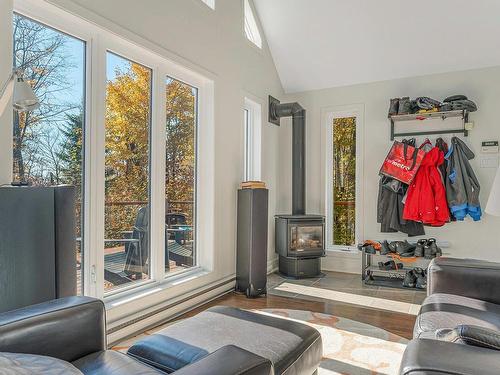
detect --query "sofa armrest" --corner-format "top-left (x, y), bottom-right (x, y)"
top-left (0, 296), bottom-right (106, 362)
top-left (400, 339), bottom-right (500, 375)
top-left (172, 345), bottom-right (273, 375)
top-left (428, 257), bottom-right (500, 304)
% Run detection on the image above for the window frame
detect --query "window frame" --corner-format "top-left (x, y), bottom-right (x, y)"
top-left (243, 96), bottom-right (262, 181)
top-left (14, 0), bottom-right (215, 302)
top-left (323, 105), bottom-right (364, 253)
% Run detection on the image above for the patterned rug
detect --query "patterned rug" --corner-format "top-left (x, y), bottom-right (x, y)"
top-left (114, 308), bottom-right (407, 375)
top-left (255, 309), bottom-right (407, 375)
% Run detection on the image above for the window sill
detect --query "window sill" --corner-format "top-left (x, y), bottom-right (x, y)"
top-left (104, 267), bottom-right (209, 310)
top-left (325, 246), bottom-right (359, 255)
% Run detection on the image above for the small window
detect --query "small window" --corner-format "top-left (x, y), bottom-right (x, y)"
top-left (243, 97), bottom-right (261, 181)
top-left (326, 114), bottom-right (359, 250)
top-left (244, 0), bottom-right (262, 48)
top-left (331, 117), bottom-right (356, 247)
top-left (200, 0), bottom-right (215, 9)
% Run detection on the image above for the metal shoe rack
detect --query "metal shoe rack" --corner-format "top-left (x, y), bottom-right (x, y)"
top-left (361, 241), bottom-right (449, 291)
top-left (390, 109), bottom-right (469, 140)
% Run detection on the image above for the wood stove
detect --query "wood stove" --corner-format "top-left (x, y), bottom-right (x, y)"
top-left (270, 96), bottom-right (325, 278)
top-left (275, 215), bottom-right (325, 278)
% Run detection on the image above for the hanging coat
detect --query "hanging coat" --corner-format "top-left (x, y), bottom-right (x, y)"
top-left (403, 147), bottom-right (450, 226)
top-left (445, 137), bottom-right (481, 221)
top-left (377, 176), bottom-right (425, 236)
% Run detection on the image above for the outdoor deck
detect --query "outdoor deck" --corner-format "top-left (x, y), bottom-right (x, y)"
top-left (76, 240), bottom-right (194, 295)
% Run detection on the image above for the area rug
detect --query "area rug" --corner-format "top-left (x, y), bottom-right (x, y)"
top-left (255, 309), bottom-right (407, 375)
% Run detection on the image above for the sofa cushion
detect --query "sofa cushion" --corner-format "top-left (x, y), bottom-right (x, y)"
top-left (414, 293), bottom-right (500, 339)
top-left (72, 350), bottom-right (164, 375)
top-left (128, 306), bottom-right (322, 374)
top-left (0, 351), bottom-right (83, 374)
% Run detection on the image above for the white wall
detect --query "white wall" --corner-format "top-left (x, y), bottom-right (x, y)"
top-left (0, 0), bottom-right (13, 185)
top-left (0, 0), bottom-right (283, 335)
top-left (282, 66), bottom-right (500, 270)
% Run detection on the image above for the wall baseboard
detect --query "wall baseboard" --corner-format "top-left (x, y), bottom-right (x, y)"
top-left (267, 255), bottom-right (278, 274)
top-left (321, 250), bottom-right (361, 274)
top-left (107, 276), bottom-right (235, 346)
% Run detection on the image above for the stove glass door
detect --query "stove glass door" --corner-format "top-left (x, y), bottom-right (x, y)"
top-left (290, 224), bottom-right (323, 252)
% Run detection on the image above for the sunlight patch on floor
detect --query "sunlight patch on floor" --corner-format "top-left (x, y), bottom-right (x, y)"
top-left (275, 283), bottom-right (421, 315)
top-left (254, 309), bottom-right (406, 375)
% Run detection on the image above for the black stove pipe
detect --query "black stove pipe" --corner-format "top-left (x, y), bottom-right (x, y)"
top-left (269, 97), bottom-right (306, 215)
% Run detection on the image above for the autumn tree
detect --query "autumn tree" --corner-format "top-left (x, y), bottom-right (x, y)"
top-left (165, 78), bottom-right (196, 221)
top-left (332, 117), bottom-right (356, 245)
top-left (105, 63), bottom-right (151, 238)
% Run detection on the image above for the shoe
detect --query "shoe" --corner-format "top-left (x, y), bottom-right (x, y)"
top-left (388, 98), bottom-right (399, 117)
top-left (380, 240), bottom-right (391, 255)
top-left (378, 260), bottom-right (395, 270)
top-left (427, 238), bottom-right (442, 258)
top-left (391, 240), bottom-right (415, 255)
top-left (398, 97), bottom-right (411, 115)
top-left (415, 268), bottom-right (427, 289)
top-left (364, 245), bottom-right (377, 254)
top-left (414, 239), bottom-right (426, 257)
top-left (365, 274), bottom-right (375, 285)
top-left (424, 244), bottom-right (432, 259)
top-left (403, 270), bottom-right (417, 288)
top-left (378, 261), bottom-right (404, 271)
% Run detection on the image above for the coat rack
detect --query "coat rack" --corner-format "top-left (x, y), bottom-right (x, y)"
top-left (390, 109), bottom-right (469, 140)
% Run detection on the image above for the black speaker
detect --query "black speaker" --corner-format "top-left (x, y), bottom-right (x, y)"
top-left (0, 186), bottom-right (77, 313)
top-left (236, 188), bottom-right (268, 297)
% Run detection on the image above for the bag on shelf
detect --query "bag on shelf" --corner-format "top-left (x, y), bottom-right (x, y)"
top-left (380, 141), bottom-right (425, 185)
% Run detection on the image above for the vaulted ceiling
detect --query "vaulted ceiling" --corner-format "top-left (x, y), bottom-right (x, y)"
top-left (253, 0), bottom-right (500, 93)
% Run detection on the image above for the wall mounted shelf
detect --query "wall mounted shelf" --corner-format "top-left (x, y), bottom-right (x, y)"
top-left (390, 109), bottom-right (469, 140)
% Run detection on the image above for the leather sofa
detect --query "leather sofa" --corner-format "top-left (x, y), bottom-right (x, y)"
top-left (0, 296), bottom-right (273, 374)
top-left (400, 257), bottom-right (500, 375)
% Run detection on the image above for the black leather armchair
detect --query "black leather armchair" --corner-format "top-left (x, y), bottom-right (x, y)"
top-left (400, 258), bottom-right (500, 375)
top-left (0, 296), bottom-right (273, 375)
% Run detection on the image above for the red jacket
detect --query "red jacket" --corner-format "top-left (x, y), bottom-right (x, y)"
top-left (403, 147), bottom-right (450, 226)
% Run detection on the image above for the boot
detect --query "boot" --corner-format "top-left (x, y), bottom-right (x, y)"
top-left (380, 240), bottom-right (391, 255)
top-left (415, 268), bottom-right (427, 289)
top-left (427, 238), bottom-right (442, 258)
top-left (398, 97), bottom-right (411, 115)
top-left (388, 98), bottom-right (399, 117)
top-left (414, 239), bottom-right (426, 257)
top-left (403, 270), bottom-right (417, 288)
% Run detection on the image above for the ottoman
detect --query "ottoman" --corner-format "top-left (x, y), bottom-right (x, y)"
top-left (128, 306), bottom-right (322, 374)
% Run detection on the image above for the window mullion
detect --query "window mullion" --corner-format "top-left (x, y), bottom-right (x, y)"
top-left (151, 66), bottom-right (167, 281)
top-left (87, 34), bottom-right (107, 299)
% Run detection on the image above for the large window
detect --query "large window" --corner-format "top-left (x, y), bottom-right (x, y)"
top-left (12, 13), bottom-right (86, 294)
top-left (12, 1), bottom-right (214, 303)
top-left (104, 52), bottom-right (152, 292)
top-left (325, 107), bottom-right (362, 251)
top-left (165, 77), bottom-right (197, 275)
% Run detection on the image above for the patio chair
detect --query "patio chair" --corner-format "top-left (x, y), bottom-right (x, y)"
top-left (104, 206), bottom-right (149, 286)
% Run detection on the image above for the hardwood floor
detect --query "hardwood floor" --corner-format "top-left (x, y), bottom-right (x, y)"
top-left (178, 271), bottom-right (421, 340)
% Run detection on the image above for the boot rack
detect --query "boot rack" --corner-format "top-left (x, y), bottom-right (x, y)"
top-left (390, 109), bottom-right (469, 141)
top-left (361, 240), bottom-right (450, 291)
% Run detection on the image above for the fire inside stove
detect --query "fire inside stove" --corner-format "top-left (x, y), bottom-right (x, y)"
top-left (290, 225), bottom-right (323, 252)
